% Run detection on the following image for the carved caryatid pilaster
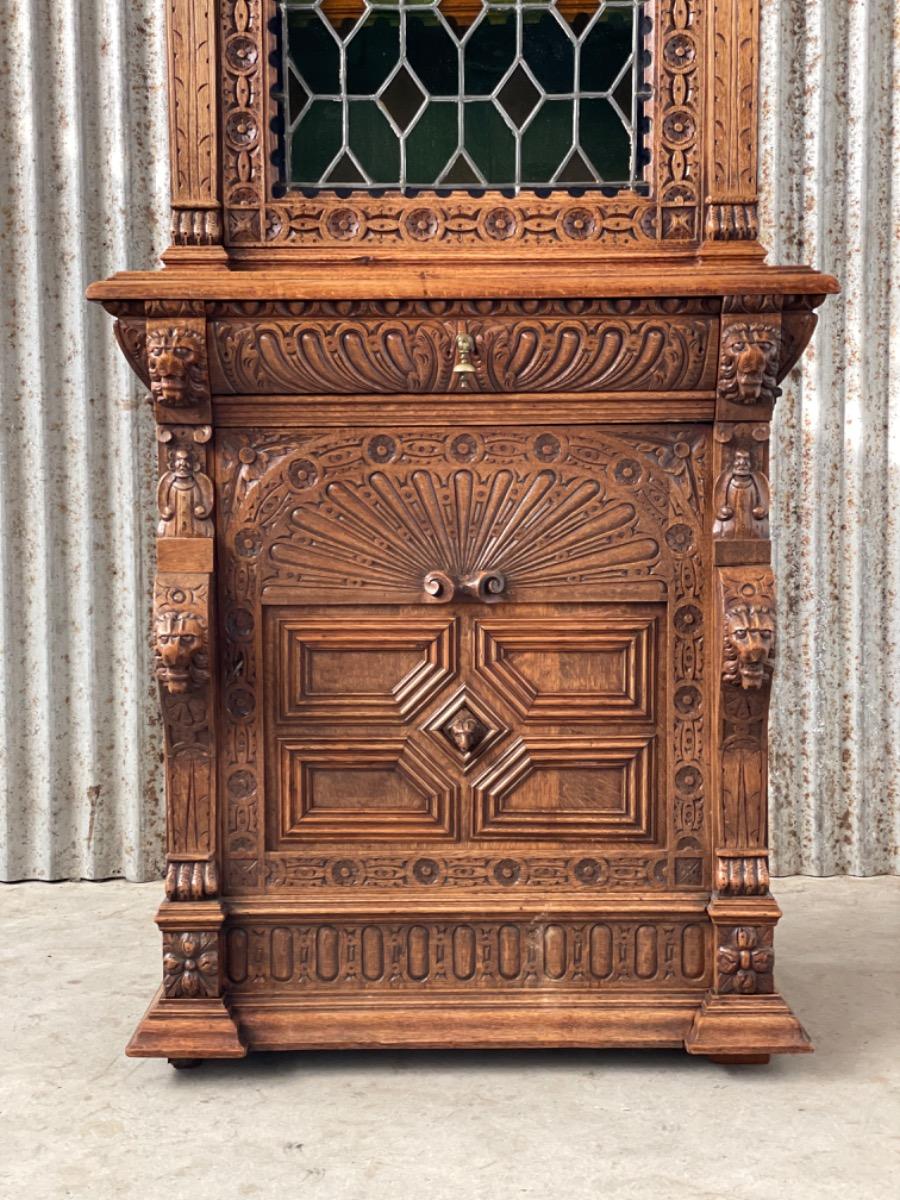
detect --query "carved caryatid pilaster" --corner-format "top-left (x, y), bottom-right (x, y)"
top-left (154, 576), bottom-right (218, 901)
top-left (714, 567), bottom-right (775, 896)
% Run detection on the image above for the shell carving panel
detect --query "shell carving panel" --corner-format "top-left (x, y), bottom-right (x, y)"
top-left (219, 428), bottom-right (709, 601)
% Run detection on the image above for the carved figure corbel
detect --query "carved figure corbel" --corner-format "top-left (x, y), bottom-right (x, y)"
top-left (718, 321), bottom-right (780, 407)
top-left (713, 445), bottom-right (770, 540)
top-left (157, 448), bottom-right (215, 537)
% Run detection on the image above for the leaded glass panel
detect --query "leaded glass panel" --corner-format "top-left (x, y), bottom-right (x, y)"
top-left (275, 0), bottom-right (651, 193)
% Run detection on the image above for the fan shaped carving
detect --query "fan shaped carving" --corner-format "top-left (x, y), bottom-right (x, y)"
top-left (264, 467), bottom-right (661, 597)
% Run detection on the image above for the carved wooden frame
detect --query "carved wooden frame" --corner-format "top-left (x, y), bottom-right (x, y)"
top-left (162, 0), bottom-right (765, 255)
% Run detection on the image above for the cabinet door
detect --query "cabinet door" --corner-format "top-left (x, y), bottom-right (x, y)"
top-left (216, 425), bottom-right (711, 892)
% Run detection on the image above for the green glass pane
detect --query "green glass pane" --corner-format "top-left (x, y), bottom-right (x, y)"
top-left (464, 11), bottom-right (517, 96)
top-left (580, 8), bottom-right (634, 93)
top-left (346, 13), bottom-right (400, 94)
top-left (580, 97), bottom-right (630, 180)
top-left (287, 12), bottom-right (340, 95)
top-left (349, 101), bottom-right (400, 182)
top-left (466, 102), bottom-right (515, 182)
top-left (291, 99), bottom-right (342, 181)
top-left (407, 13), bottom-right (458, 96)
top-left (522, 11), bottom-right (574, 94)
top-left (405, 102), bottom-right (457, 184)
top-left (520, 99), bottom-right (572, 182)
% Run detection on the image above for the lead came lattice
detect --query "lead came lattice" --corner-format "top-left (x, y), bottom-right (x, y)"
top-left (277, 0), bottom-right (650, 192)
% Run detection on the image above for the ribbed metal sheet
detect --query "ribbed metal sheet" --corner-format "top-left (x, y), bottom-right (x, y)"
top-left (1, 1), bottom-right (896, 879)
top-left (760, 0), bottom-right (900, 874)
top-left (0, 1), bottom-right (169, 880)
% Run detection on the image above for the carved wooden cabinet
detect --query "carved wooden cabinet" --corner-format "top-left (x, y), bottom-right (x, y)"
top-left (88, 0), bottom-right (836, 1065)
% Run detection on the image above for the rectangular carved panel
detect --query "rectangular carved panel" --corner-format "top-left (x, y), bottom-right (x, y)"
top-left (277, 740), bottom-right (458, 842)
top-left (475, 615), bottom-right (659, 721)
top-left (274, 615), bottom-right (457, 722)
top-left (473, 738), bottom-right (656, 841)
top-left (224, 918), bottom-right (711, 991)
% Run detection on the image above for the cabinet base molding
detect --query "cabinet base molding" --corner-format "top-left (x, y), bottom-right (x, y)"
top-left (684, 994), bottom-right (813, 1058)
top-left (126, 989), bottom-right (247, 1060)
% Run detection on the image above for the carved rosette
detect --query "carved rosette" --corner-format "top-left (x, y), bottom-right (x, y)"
top-left (163, 930), bottom-right (220, 998)
top-left (715, 926), bottom-right (774, 995)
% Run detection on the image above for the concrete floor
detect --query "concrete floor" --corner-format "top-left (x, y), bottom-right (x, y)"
top-left (0, 878), bottom-right (897, 1200)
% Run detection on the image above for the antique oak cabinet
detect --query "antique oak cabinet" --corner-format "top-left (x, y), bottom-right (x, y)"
top-left (88, 0), bottom-right (836, 1066)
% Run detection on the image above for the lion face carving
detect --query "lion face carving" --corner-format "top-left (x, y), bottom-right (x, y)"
top-left (723, 597), bottom-right (775, 689)
top-left (719, 322), bottom-right (780, 406)
top-left (154, 610), bottom-right (208, 694)
top-left (444, 709), bottom-right (487, 754)
top-left (147, 326), bottom-right (207, 407)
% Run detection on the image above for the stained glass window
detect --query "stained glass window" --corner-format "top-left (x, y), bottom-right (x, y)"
top-left (275, 0), bottom-right (651, 193)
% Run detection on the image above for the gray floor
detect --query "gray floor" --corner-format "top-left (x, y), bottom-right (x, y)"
top-left (1, 878), bottom-right (898, 1200)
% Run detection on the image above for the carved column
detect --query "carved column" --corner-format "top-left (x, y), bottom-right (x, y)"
top-left (127, 300), bottom-right (244, 1062)
top-left (686, 297), bottom-right (810, 1058)
top-left (704, 0), bottom-right (761, 245)
top-left (165, 0), bottom-right (223, 248)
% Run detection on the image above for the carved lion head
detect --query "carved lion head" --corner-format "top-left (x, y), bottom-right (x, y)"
top-left (719, 323), bottom-right (779, 406)
top-left (147, 326), bottom-right (206, 407)
top-left (444, 710), bottom-right (486, 754)
top-left (154, 610), bottom-right (208, 694)
top-left (723, 594), bottom-right (775, 690)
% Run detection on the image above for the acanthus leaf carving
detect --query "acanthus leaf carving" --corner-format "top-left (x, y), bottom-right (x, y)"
top-left (206, 316), bottom-right (716, 396)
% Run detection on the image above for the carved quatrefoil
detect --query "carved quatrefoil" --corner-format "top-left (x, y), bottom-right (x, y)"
top-left (422, 687), bottom-right (507, 772)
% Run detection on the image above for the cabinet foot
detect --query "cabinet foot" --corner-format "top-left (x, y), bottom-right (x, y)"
top-left (168, 1057), bottom-right (203, 1070)
top-left (126, 987), bottom-right (247, 1061)
top-left (685, 993), bottom-right (813, 1058)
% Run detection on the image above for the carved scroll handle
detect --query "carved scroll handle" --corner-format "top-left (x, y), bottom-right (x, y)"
top-left (424, 570), bottom-right (506, 603)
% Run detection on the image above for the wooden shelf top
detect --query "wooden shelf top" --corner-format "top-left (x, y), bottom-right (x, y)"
top-left (88, 257), bottom-right (839, 304)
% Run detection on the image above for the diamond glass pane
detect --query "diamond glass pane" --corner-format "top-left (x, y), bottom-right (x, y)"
top-left (277, 0), bottom-right (650, 193)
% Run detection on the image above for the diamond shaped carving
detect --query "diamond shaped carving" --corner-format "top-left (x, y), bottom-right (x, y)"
top-left (422, 686), bottom-right (507, 773)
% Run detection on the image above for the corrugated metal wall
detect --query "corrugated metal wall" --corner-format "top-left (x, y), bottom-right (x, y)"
top-left (1, 1), bottom-right (897, 880)
top-left (0, 1), bottom-right (169, 880)
top-left (759, 0), bottom-right (900, 874)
